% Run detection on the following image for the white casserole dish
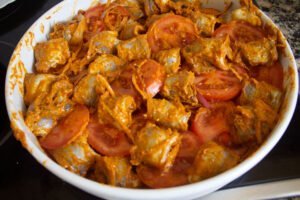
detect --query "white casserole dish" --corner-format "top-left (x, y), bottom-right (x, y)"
top-left (5, 0), bottom-right (298, 199)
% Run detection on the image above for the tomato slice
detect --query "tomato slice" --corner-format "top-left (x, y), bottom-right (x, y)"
top-left (133, 59), bottom-right (165, 98)
top-left (214, 21), bottom-right (265, 43)
top-left (103, 4), bottom-right (130, 31)
top-left (84, 4), bottom-right (106, 19)
top-left (87, 116), bottom-right (132, 156)
top-left (178, 131), bottom-right (201, 158)
top-left (215, 132), bottom-right (232, 147)
top-left (147, 14), bottom-right (198, 52)
top-left (137, 161), bottom-right (189, 188)
top-left (111, 67), bottom-right (141, 102)
top-left (194, 70), bottom-right (242, 101)
top-left (251, 61), bottom-right (284, 90)
top-left (191, 103), bottom-right (234, 144)
top-left (84, 4), bottom-right (106, 41)
top-left (40, 104), bottom-right (89, 150)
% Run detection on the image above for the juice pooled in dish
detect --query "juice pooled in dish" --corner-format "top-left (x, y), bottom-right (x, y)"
top-left (24, 0), bottom-right (284, 188)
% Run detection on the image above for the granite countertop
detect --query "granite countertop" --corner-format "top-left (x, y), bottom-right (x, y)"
top-left (257, 0), bottom-right (300, 68)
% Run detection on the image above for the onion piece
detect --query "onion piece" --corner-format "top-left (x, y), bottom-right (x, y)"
top-left (196, 92), bottom-right (210, 108)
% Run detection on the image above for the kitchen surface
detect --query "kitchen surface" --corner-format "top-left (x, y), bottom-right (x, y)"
top-left (0, 0), bottom-right (299, 199)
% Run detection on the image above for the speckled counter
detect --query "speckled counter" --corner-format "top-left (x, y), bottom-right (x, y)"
top-left (257, 0), bottom-right (300, 68)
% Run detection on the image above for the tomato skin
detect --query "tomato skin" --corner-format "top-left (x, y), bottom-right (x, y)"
top-left (111, 67), bottom-right (142, 104)
top-left (215, 132), bottom-right (232, 147)
top-left (194, 70), bottom-right (242, 101)
top-left (137, 162), bottom-right (188, 188)
top-left (251, 61), bottom-right (284, 90)
top-left (83, 4), bottom-right (106, 41)
top-left (133, 59), bottom-right (165, 98)
top-left (84, 4), bottom-right (106, 19)
top-left (147, 14), bottom-right (198, 52)
top-left (40, 105), bottom-right (89, 150)
top-left (103, 5), bottom-right (131, 31)
top-left (140, 60), bottom-right (165, 97)
top-left (87, 117), bottom-right (132, 156)
top-left (191, 103), bottom-right (234, 144)
top-left (214, 21), bottom-right (265, 43)
top-left (178, 131), bottom-right (201, 158)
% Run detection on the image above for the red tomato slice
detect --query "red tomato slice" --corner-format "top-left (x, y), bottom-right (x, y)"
top-left (178, 131), bottom-right (201, 158)
top-left (103, 5), bottom-right (130, 30)
top-left (215, 132), bottom-right (232, 147)
top-left (214, 21), bottom-right (265, 43)
top-left (191, 103), bottom-right (234, 144)
top-left (134, 59), bottom-right (165, 97)
top-left (111, 67), bottom-right (141, 102)
top-left (137, 162), bottom-right (188, 188)
top-left (147, 14), bottom-right (198, 52)
top-left (40, 104), bottom-right (89, 150)
top-left (251, 61), bottom-right (284, 90)
top-left (172, 158), bottom-right (193, 174)
top-left (106, 5), bottom-right (130, 17)
top-left (84, 4), bottom-right (106, 19)
top-left (87, 117), bottom-right (132, 156)
top-left (194, 70), bottom-right (242, 101)
top-left (84, 4), bottom-right (106, 41)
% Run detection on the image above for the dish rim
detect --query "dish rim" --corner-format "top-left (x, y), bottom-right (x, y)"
top-left (5, 0), bottom-right (299, 199)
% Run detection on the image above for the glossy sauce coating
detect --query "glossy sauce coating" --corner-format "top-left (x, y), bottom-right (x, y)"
top-left (24, 0), bottom-right (284, 189)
